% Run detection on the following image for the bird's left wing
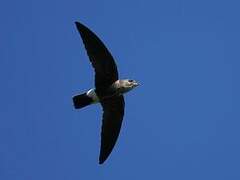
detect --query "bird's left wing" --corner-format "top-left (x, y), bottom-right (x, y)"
top-left (99, 95), bottom-right (125, 164)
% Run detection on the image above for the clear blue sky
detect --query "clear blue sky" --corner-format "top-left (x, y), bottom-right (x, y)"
top-left (1, 0), bottom-right (240, 179)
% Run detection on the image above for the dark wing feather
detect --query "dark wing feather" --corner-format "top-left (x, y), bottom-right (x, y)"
top-left (99, 95), bottom-right (125, 164)
top-left (75, 22), bottom-right (119, 96)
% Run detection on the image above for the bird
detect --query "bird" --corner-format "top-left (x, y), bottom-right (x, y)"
top-left (72, 21), bottom-right (139, 164)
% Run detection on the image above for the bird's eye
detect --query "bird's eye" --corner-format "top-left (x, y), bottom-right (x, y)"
top-left (128, 80), bottom-right (134, 83)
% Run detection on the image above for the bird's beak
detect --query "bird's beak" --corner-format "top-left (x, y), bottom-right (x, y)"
top-left (133, 82), bottom-right (140, 87)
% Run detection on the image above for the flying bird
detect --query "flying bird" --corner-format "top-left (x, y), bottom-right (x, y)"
top-left (73, 21), bottom-right (139, 164)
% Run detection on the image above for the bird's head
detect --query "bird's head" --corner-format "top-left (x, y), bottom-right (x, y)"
top-left (125, 79), bottom-right (139, 88)
top-left (119, 79), bottom-right (139, 94)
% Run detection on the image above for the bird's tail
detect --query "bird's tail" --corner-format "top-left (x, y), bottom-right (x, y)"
top-left (72, 93), bottom-right (93, 109)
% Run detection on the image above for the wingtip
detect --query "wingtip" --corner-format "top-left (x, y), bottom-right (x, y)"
top-left (99, 157), bottom-right (105, 165)
top-left (75, 21), bottom-right (89, 32)
top-left (99, 161), bottom-right (104, 165)
top-left (75, 21), bottom-right (81, 27)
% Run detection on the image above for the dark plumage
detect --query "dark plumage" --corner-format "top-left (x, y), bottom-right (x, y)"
top-left (73, 21), bottom-right (139, 164)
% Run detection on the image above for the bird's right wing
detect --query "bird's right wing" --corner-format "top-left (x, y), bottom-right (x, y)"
top-left (99, 95), bottom-right (125, 164)
top-left (75, 22), bottom-right (119, 97)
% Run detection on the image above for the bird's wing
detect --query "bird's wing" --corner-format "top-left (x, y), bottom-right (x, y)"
top-left (75, 22), bottom-right (119, 97)
top-left (99, 95), bottom-right (125, 164)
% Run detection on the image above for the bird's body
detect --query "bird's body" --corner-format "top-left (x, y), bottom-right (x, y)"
top-left (73, 21), bottom-right (139, 164)
top-left (86, 79), bottom-right (138, 103)
top-left (73, 79), bottom-right (138, 110)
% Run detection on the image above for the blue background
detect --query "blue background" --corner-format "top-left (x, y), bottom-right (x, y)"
top-left (1, 0), bottom-right (240, 179)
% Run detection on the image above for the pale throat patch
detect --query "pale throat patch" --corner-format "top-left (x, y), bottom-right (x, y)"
top-left (86, 88), bottom-right (100, 103)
